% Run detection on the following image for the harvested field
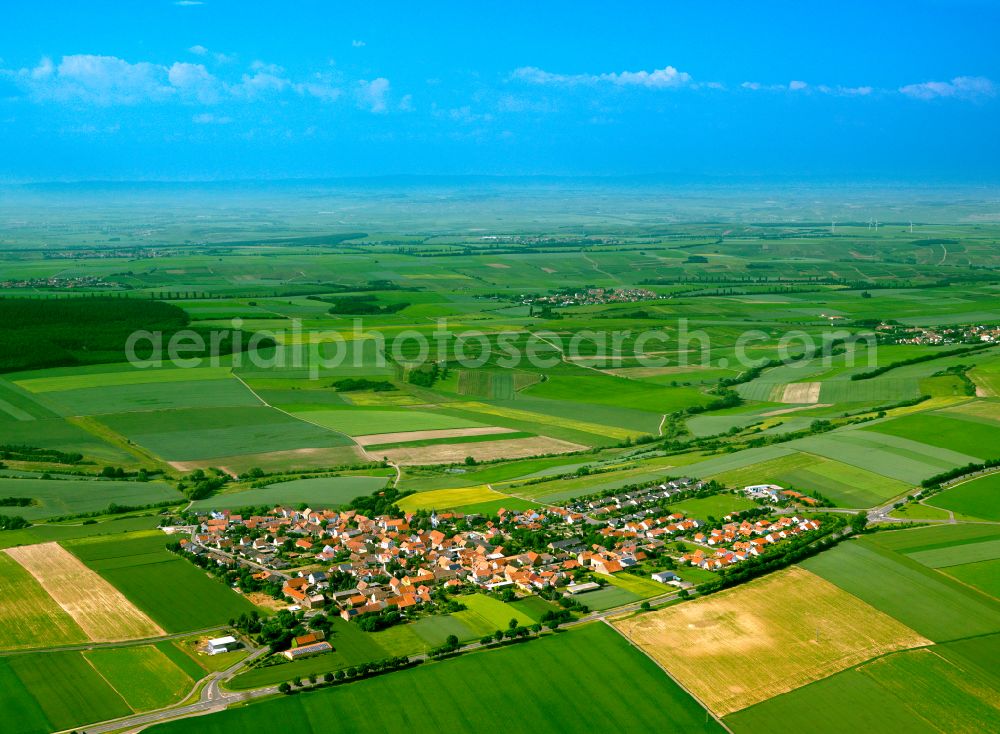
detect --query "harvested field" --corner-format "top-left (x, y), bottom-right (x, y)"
top-left (354, 426), bottom-right (513, 446)
top-left (4, 543), bottom-right (163, 642)
top-left (0, 552), bottom-right (86, 650)
top-left (613, 567), bottom-right (929, 716)
top-left (781, 382), bottom-right (821, 404)
top-left (762, 403), bottom-right (832, 417)
top-left (379, 435), bottom-right (586, 465)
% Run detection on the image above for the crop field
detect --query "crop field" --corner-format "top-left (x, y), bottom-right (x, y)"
top-left (190, 475), bottom-right (387, 511)
top-left (787, 430), bottom-right (976, 484)
top-left (602, 570), bottom-right (674, 597)
top-left (156, 624), bottom-right (724, 734)
top-left (572, 584), bottom-right (642, 610)
top-left (396, 484), bottom-right (510, 512)
top-left (614, 567), bottom-right (929, 716)
top-left (40, 377), bottom-right (261, 416)
top-left (67, 533), bottom-right (257, 631)
top-left (451, 593), bottom-right (535, 636)
top-left (12, 365), bottom-right (234, 393)
top-left (0, 551), bottom-right (86, 649)
top-left (98, 405), bottom-right (355, 462)
top-left (865, 522), bottom-right (1000, 554)
top-left (726, 640), bottom-right (1000, 733)
top-left (801, 540), bottom-right (1000, 641)
top-left (354, 426), bottom-right (514, 446)
top-left (663, 492), bottom-right (758, 519)
top-left (380, 435), bottom-right (586, 465)
top-left (905, 538), bottom-right (1000, 568)
top-left (928, 472), bottom-right (1000, 521)
top-left (85, 645), bottom-right (195, 711)
top-left (0, 477), bottom-right (181, 520)
top-left (863, 413), bottom-right (997, 460)
top-left (942, 558), bottom-right (1000, 600)
top-left (4, 542), bottom-right (164, 641)
top-left (441, 400), bottom-right (639, 442)
top-left (290, 407), bottom-right (485, 436)
top-left (7, 650), bottom-right (133, 731)
top-left (706, 451), bottom-right (911, 507)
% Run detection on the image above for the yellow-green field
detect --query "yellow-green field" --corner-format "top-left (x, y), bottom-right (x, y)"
top-left (614, 567), bottom-right (929, 716)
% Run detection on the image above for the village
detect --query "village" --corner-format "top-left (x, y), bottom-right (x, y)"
top-left (171, 477), bottom-right (826, 656)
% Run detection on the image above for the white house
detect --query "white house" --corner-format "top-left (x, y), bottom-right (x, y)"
top-left (207, 635), bottom-right (240, 655)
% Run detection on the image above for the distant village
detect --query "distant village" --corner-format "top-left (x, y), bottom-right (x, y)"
top-left (877, 321), bottom-right (1000, 345)
top-left (171, 477), bottom-right (824, 648)
top-left (522, 287), bottom-right (666, 307)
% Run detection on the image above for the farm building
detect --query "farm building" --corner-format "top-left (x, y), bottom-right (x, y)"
top-left (207, 635), bottom-right (241, 655)
top-left (282, 641), bottom-right (333, 660)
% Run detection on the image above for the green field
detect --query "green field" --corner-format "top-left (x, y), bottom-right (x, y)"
top-left (190, 475), bottom-right (388, 511)
top-left (85, 645), bottom-right (195, 711)
top-left (156, 624), bottom-right (724, 734)
top-left (707, 451), bottom-right (911, 507)
top-left (98, 406), bottom-right (354, 462)
top-left (41, 377), bottom-right (261, 416)
top-left (906, 538), bottom-right (1000, 568)
top-left (726, 641), bottom-right (1000, 733)
top-left (801, 539), bottom-right (1000, 641)
top-left (0, 551), bottom-right (87, 649)
top-left (450, 593), bottom-right (536, 636)
top-left (928, 472), bottom-right (1000, 521)
top-left (666, 492), bottom-right (758, 519)
top-left (290, 407), bottom-right (485, 436)
top-left (7, 650), bottom-right (132, 731)
top-left (864, 413), bottom-right (996, 461)
top-left (67, 533), bottom-right (258, 631)
top-left (0, 658), bottom-right (51, 734)
top-left (942, 558), bottom-right (1000, 600)
top-left (0, 477), bottom-right (182, 520)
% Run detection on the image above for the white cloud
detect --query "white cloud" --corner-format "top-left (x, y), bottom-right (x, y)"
top-left (352, 40), bottom-right (366, 48)
top-left (512, 65), bottom-right (693, 89)
top-left (15, 54), bottom-right (175, 105)
top-left (899, 76), bottom-right (996, 100)
top-left (398, 93), bottom-right (413, 111)
top-left (188, 45), bottom-right (235, 64)
top-left (232, 62), bottom-right (290, 98)
top-left (168, 62), bottom-right (221, 103)
top-left (175, 1), bottom-right (203, 5)
top-left (357, 77), bottom-right (390, 112)
top-left (788, 80), bottom-right (808, 91)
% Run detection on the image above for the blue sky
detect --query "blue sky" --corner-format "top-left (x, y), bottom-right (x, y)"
top-left (1, 0), bottom-right (998, 181)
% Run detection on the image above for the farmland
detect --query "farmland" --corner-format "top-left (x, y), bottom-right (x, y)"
top-left (614, 567), bottom-right (929, 716)
top-left (66, 533), bottom-right (258, 631)
top-left (4, 542), bottom-right (164, 641)
top-left (0, 551), bottom-right (86, 649)
top-left (154, 624), bottom-right (724, 734)
top-left (2, 192), bottom-right (1000, 732)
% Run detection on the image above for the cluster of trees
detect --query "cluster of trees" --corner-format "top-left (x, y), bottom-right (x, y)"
top-left (330, 378), bottom-right (395, 392)
top-left (0, 496), bottom-right (34, 507)
top-left (177, 468), bottom-right (230, 500)
top-left (347, 483), bottom-right (411, 517)
top-left (0, 515), bottom-right (30, 530)
top-left (0, 445), bottom-right (84, 465)
top-left (322, 294), bottom-right (409, 315)
top-left (355, 608), bottom-right (403, 632)
top-left (406, 361), bottom-right (440, 388)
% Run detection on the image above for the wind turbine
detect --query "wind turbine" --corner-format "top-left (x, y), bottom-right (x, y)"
top-left (831, 219), bottom-right (836, 234)
top-left (909, 221), bottom-right (914, 234)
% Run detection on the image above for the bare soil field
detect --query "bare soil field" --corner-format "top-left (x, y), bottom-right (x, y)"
top-left (5, 543), bottom-right (164, 642)
top-left (380, 436), bottom-right (587, 465)
top-left (781, 382), bottom-right (821, 404)
top-left (613, 566), bottom-right (929, 716)
top-left (355, 426), bottom-right (514, 446)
